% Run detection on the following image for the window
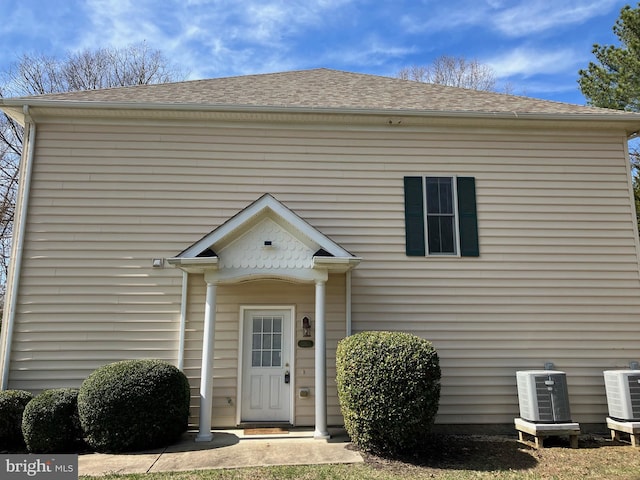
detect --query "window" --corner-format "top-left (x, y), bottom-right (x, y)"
top-left (404, 176), bottom-right (479, 257)
top-left (251, 316), bottom-right (283, 367)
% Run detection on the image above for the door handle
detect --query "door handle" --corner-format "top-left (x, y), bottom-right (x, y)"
top-left (284, 370), bottom-right (290, 384)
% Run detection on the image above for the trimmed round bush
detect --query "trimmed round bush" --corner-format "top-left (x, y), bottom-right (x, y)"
top-left (21, 388), bottom-right (83, 453)
top-left (0, 390), bottom-right (33, 451)
top-left (336, 331), bottom-right (441, 456)
top-left (78, 359), bottom-right (190, 452)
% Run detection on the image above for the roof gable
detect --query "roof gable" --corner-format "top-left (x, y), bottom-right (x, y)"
top-left (169, 194), bottom-right (359, 280)
top-left (178, 193), bottom-right (354, 259)
top-left (218, 216), bottom-right (317, 270)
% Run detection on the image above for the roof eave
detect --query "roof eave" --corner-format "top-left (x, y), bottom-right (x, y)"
top-left (1, 105), bottom-right (28, 126)
top-left (3, 98), bottom-right (640, 134)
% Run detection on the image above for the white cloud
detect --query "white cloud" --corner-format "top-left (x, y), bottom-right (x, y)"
top-left (324, 37), bottom-right (418, 67)
top-left (244, 4), bottom-right (289, 44)
top-left (0, 1), bottom-right (87, 65)
top-left (75, 0), bottom-right (358, 78)
top-left (402, 0), bottom-right (622, 38)
top-left (400, 4), bottom-right (485, 34)
top-left (79, 0), bottom-right (166, 49)
top-left (492, 0), bottom-right (623, 37)
top-left (486, 46), bottom-right (581, 78)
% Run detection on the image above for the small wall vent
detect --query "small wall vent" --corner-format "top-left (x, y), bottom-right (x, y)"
top-left (516, 370), bottom-right (572, 423)
top-left (604, 370), bottom-right (640, 421)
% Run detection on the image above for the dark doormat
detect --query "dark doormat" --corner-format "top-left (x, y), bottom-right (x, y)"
top-left (244, 427), bottom-right (289, 435)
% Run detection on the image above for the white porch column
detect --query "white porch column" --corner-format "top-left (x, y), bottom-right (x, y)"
top-left (314, 278), bottom-right (329, 439)
top-left (196, 281), bottom-right (217, 442)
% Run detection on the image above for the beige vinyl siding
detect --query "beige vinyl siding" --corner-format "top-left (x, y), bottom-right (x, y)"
top-left (8, 117), bottom-right (640, 427)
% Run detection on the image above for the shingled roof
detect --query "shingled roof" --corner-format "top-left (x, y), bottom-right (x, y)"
top-left (2, 68), bottom-right (639, 119)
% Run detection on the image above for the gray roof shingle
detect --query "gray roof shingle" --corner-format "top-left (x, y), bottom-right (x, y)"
top-left (2, 68), bottom-right (638, 117)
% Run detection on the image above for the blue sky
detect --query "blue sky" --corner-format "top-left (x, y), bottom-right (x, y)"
top-left (0, 0), bottom-right (632, 105)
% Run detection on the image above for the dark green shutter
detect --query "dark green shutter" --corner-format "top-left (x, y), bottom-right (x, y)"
top-left (457, 177), bottom-right (479, 257)
top-left (404, 176), bottom-right (425, 256)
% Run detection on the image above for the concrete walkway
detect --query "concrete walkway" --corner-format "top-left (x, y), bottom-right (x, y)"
top-left (78, 428), bottom-right (363, 476)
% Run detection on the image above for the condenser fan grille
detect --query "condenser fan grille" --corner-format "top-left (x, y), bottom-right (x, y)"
top-left (534, 375), bottom-right (571, 422)
top-left (628, 375), bottom-right (640, 419)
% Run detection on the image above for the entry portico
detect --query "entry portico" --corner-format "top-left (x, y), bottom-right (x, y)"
top-left (168, 194), bottom-right (360, 441)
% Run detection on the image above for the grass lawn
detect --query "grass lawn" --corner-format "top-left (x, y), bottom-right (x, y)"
top-left (80, 434), bottom-right (640, 480)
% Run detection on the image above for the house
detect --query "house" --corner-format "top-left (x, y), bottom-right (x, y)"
top-left (1, 69), bottom-right (640, 439)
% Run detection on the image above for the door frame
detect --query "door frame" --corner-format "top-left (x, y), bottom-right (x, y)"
top-left (236, 305), bottom-right (296, 425)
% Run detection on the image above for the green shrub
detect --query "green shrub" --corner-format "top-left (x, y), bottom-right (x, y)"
top-left (0, 390), bottom-right (33, 451)
top-left (78, 359), bottom-right (190, 452)
top-left (21, 388), bottom-right (83, 453)
top-left (336, 331), bottom-right (441, 456)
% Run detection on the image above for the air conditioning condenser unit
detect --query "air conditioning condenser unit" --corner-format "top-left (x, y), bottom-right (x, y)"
top-left (516, 370), bottom-right (572, 423)
top-left (604, 370), bottom-right (640, 421)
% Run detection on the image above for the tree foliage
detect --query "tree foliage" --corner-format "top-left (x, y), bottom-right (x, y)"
top-left (0, 42), bottom-right (183, 293)
top-left (578, 4), bottom-right (640, 111)
top-left (398, 55), bottom-right (496, 91)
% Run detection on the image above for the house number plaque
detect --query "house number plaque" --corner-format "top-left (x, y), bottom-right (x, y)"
top-left (297, 340), bottom-right (314, 348)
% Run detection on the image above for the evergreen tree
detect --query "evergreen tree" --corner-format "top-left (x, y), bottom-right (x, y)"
top-left (578, 4), bottom-right (640, 111)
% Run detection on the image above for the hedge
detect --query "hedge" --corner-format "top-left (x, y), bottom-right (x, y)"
top-left (21, 388), bottom-right (83, 453)
top-left (0, 390), bottom-right (33, 451)
top-left (78, 359), bottom-right (190, 452)
top-left (336, 331), bottom-right (441, 456)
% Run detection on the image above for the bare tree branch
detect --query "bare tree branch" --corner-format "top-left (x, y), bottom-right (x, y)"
top-left (398, 55), bottom-right (496, 91)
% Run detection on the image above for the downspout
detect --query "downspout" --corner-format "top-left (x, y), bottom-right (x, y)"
top-left (1, 105), bottom-right (36, 389)
top-left (345, 270), bottom-right (352, 336)
top-left (177, 271), bottom-right (188, 371)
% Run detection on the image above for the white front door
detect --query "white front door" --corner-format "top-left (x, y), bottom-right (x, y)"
top-left (241, 309), bottom-right (292, 423)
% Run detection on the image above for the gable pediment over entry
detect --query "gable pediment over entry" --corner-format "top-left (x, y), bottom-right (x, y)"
top-left (167, 194), bottom-right (360, 282)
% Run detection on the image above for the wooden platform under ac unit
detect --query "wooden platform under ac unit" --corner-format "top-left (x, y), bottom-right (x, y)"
top-left (607, 417), bottom-right (640, 447)
top-left (514, 418), bottom-right (580, 449)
